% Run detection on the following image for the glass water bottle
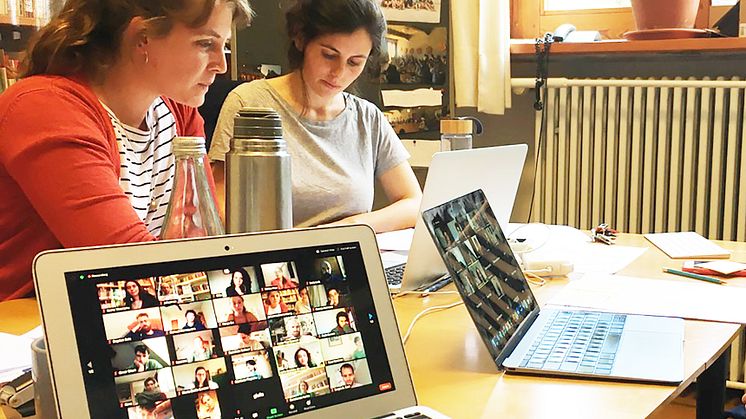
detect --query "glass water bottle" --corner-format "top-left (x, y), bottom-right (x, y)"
top-left (160, 136), bottom-right (224, 239)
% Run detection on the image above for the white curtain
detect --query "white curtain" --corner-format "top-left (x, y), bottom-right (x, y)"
top-left (452, 0), bottom-right (512, 115)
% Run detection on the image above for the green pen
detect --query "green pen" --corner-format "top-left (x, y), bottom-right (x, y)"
top-left (662, 268), bottom-right (725, 285)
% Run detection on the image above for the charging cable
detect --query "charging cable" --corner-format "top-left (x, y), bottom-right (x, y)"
top-left (402, 300), bottom-right (464, 345)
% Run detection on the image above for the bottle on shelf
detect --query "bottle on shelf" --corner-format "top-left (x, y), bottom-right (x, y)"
top-left (439, 117), bottom-right (483, 151)
top-left (160, 136), bottom-right (224, 239)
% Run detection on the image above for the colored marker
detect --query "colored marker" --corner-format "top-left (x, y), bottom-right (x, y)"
top-left (662, 268), bottom-right (725, 285)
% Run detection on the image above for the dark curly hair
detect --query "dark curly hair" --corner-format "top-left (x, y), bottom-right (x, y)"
top-left (285, 0), bottom-right (386, 71)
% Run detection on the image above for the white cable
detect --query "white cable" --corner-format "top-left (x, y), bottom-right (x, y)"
top-left (401, 301), bottom-right (464, 345)
top-left (507, 223), bottom-right (552, 255)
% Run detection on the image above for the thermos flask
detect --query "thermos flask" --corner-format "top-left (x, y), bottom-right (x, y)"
top-left (226, 107), bottom-right (292, 233)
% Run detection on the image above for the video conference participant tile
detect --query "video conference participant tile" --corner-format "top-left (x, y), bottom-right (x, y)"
top-left (114, 369), bottom-right (176, 408)
top-left (213, 294), bottom-right (266, 326)
top-left (103, 307), bottom-right (165, 343)
top-left (157, 272), bottom-right (213, 304)
top-left (319, 332), bottom-right (366, 364)
top-left (278, 366), bottom-right (330, 401)
top-left (172, 358), bottom-right (228, 395)
top-left (269, 313), bottom-right (318, 345)
top-left (326, 359), bottom-right (372, 392)
top-left (208, 267), bottom-right (262, 298)
top-left (160, 300), bottom-right (218, 334)
top-left (260, 261), bottom-right (300, 290)
top-left (171, 329), bottom-right (221, 365)
top-left (313, 307), bottom-right (357, 338)
top-left (231, 350), bottom-right (273, 384)
top-left (273, 339), bottom-right (324, 372)
top-left (97, 278), bottom-right (159, 313)
top-left (219, 323), bottom-right (271, 354)
top-left (110, 337), bottom-right (170, 376)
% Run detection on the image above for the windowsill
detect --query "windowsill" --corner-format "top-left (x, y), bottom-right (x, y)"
top-left (510, 37), bottom-right (746, 56)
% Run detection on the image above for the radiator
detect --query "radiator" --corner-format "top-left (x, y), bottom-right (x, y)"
top-left (527, 77), bottom-right (746, 241)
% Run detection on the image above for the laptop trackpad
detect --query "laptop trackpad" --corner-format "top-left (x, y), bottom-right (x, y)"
top-left (613, 317), bottom-right (684, 383)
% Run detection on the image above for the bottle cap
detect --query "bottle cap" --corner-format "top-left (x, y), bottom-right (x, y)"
top-left (234, 107), bottom-right (283, 138)
top-left (172, 136), bottom-right (206, 155)
top-left (440, 119), bottom-right (473, 135)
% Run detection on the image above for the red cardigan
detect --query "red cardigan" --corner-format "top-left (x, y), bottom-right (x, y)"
top-left (0, 75), bottom-right (206, 301)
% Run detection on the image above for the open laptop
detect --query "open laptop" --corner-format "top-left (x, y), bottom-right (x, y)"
top-left (33, 225), bottom-right (448, 419)
top-left (382, 144), bottom-right (528, 293)
top-left (421, 190), bottom-right (685, 383)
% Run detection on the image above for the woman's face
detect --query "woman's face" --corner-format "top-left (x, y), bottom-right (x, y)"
top-left (125, 281), bottom-right (140, 297)
top-left (300, 381), bottom-right (309, 392)
top-left (232, 271), bottom-right (243, 287)
top-left (186, 312), bottom-right (195, 323)
top-left (296, 350), bottom-right (309, 366)
top-left (193, 337), bottom-right (203, 349)
top-left (196, 368), bottom-right (207, 383)
top-left (299, 28), bottom-right (372, 101)
top-left (143, 0), bottom-right (234, 107)
top-left (299, 288), bottom-right (309, 304)
top-left (231, 296), bottom-right (245, 313)
top-left (274, 267), bottom-right (284, 278)
top-left (268, 292), bottom-right (280, 307)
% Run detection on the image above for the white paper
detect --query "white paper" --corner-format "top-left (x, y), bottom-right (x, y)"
top-left (376, 228), bottom-right (414, 252)
top-left (0, 332), bottom-right (33, 374)
top-left (696, 260), bottom-right (746, 275)
top-left (509, 224), bottom-right (645, 275)
top-left (21, 325), bottom-right (42, 340)
top-left (547, 274), bottom-right (746, 324)
top-left (381, 88), bottom-right (442, 108)
top-left (644, 231), bottom-right (731, 259)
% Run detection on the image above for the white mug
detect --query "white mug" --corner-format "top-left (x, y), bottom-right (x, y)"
top-left (31, 337), bottom-right (58, 419)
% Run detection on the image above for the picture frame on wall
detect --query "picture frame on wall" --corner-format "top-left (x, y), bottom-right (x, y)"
top-left (380, 0), bottom-right (442, 23)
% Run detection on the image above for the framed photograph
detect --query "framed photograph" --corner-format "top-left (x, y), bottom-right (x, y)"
top-left (380, 0), bottom-right (442, 23)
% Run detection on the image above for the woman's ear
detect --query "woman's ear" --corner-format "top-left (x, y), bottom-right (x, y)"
top-left (123, 16), bottom-right (150, 57)
top-left (293, 36), bottom-right (305, 52)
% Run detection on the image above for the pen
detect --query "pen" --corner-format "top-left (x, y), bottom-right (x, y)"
top-left (662, 268), bottom-right (725, 285)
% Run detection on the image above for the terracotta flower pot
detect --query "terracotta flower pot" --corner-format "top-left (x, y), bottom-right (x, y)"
top-left (630, 0), bottom-right (700, 30)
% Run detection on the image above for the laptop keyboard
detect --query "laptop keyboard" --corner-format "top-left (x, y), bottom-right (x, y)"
top-left (520, 310), bottom-right (627, 375)
top-left (385, 263), bottom-right (405, 287)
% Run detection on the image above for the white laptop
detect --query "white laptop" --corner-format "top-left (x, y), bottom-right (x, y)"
top-left (421, 190), bottom-right (685, 383)
top-left (382, 144), bottom-right (528, 292)
top-left (33, 226), bottom-right (449, 419)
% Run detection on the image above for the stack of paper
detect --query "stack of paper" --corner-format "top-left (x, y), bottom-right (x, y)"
top-left (0, 326), bottom-right (41, 383)
top-left (644, 232), bottom-right (731, 259)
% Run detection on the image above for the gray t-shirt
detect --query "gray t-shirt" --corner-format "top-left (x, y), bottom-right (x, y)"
top-left (209, 79), bottom-right (410, 227)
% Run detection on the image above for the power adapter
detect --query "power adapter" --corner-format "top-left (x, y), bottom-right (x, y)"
top-left (521, 256), bottom-right (574, 277)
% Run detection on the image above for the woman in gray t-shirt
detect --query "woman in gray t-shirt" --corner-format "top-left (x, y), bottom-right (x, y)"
top-left (209, 0), bottom-right (422, 232)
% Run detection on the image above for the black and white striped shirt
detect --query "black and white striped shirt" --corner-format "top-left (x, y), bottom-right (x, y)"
top-left (103, 98), bottom-right (176, 237)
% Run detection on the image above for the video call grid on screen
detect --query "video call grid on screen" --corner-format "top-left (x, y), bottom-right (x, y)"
top-left (422, 190), bottom-right (538, 361)
top-left (65, 243), bottom-right (393, 419)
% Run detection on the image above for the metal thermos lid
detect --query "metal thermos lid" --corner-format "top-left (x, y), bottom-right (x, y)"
top-left (172, 136), bottom-right (206, 155)
top-left (234, 107), bottom-right (283, 138)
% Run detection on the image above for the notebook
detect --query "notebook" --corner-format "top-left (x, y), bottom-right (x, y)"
top-left (644, 232), bottom-right (731, 259)
top-left (382, 144), bottom-right (528, 292)
top-left (421, 190), bottom-right (685, 383)
top-left (33, 225), bottom-right (448, 419)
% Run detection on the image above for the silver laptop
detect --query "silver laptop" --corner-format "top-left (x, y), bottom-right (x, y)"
top-left (33, 226), bottom-right (449, 418)
top-left (383, 144), bottom-right (528, 292)
top-left (421, 190), bottom-right (684, 383)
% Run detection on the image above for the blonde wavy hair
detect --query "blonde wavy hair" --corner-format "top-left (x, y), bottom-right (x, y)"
top-left (22, 0), bottom-right (253, 79)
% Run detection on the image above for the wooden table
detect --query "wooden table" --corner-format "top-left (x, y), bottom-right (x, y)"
top-left (394, 234), bottom-right (746, 419)
top-left (1, 235), bottom-right (744, 419)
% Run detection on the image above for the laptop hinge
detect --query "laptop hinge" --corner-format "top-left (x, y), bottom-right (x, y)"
top-left (495, 308), bottom-right (540, 366)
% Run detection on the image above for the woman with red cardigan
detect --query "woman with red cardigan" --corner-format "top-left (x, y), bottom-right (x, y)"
top-left (0, 0), bottom-right (253, 301)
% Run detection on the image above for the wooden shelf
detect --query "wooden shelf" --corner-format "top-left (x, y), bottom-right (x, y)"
top-left (0, 15), bottom-right (37, 26)
top-left (510, 37), bottom-right (746, 56)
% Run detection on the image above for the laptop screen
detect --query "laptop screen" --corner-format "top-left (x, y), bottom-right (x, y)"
top-left (421, 189), bottom-right (539, 363)
top-left (63, 241), bottom-right (395, 419)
